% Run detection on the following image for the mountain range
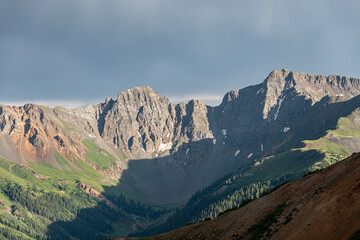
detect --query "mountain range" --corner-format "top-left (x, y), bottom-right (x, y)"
top-left (1, 69), bottom-right (360, 239)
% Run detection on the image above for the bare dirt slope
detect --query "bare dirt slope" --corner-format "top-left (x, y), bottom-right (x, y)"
top-left (136, 152), bottom-right (360, 240)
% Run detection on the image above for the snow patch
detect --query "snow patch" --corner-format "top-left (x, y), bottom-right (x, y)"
top-left (261, 143), bottom-right (263, 152)
top-left (88, 134), bottom-right (96, 138)
top-left (138, 131), bottom-right (146, 151)
top-left (223, 142), bottom-right (225, 145)
top-left (166, 133), bottom-right (170, 138)
top-left (282, 127), bottom-right (290, 133)
top-left (234, 150), bottom-right (240, 157)
top-left (274, 95), bottom-right (286, 121)
top-left (247, 153), bottom-right (253, 159)
top-left (185, 148), bottom-right (190, 158)
top-left (221, 129), bottom-right (227, 136)
top-left (158, 138), bottom-right (172, 152)
top-left (336, 94), bottom-right (344, 97)
top-left (213, 138), bottom-right (217, 145)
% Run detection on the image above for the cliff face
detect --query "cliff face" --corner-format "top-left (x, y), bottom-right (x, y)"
top-left (262, 69), bottom-right (360, 119)
top-left (1, 69), bottom-right (360, 204)
top-left (98, 86), bottom-right (213, 159)
top-left (0, 104), bottom-right (81, 166)
top-left (213, 69), bottom-right (360, 162)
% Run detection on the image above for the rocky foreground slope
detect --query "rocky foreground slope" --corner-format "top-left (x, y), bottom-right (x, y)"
top-left (133, 152), bottom-right (360, 240)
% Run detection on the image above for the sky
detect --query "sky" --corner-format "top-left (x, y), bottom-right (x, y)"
top-left (1, 0), bottom-right (360, 107)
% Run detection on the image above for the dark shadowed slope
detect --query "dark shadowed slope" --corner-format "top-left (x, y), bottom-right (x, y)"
top-left (132, 152), bottom-right (360, 240)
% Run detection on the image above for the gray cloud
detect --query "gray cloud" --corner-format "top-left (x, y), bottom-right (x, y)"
top-left (1, 0), bottom-right (360, 106)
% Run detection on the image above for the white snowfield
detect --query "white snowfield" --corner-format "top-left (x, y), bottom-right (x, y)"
top-left (274, 95), bottom-right (286, 121)
top-left (138, 131), bottom-right (146, 151)
top-left (282, 127), bottom-right (290, 132)
top-left (185, 148), bottom-right (190, 158)
top-left (158, 138), bottom-right (172, 152)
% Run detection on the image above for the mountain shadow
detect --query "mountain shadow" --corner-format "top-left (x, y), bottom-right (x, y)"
top-left (142, 152), bottom-right (360, 240)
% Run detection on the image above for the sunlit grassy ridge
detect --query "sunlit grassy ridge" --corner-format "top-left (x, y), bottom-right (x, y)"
top-left (26, 139), bottom-right (119, 191)
top-left (302, 114), bottom-right (360, 170)
top-left (83, 139), bottom-right (117, 170)
top-left (327, 116), bottom-right (360, 138)
top-left (30, 158), bottom-right (106, 192)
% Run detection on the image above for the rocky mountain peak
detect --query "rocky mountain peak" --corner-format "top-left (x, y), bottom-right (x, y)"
top-left (116, 85), bottom-right (167, 104)
top-left (262, 69), bottom-right (360, 119)
top-left (267, 68), bottom-right (291, 79)
top-left (265, 69), bottom-right (360, 97)
top-left (104, 97), bottom-right (113, 105)
top-left (222, 90), bottom-right (240, 103)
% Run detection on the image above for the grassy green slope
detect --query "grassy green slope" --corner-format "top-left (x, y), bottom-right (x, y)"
top-left (28, 139), bottom-right (118, 192)
top-left (302, 114), bottom-right (360, 170)
top-left (83, 139), bottom-right (117, 170)
top-left (0, 157), bottom-right (106, 239)
top-left (0, 138), bottom-right (169, 240)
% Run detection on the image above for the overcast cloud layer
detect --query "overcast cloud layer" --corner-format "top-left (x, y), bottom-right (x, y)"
top-left (1, 0), bottom-right (360, 107)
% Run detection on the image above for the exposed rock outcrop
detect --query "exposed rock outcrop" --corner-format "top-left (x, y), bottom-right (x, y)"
top-left (76, 181), bottom-right (116, 208)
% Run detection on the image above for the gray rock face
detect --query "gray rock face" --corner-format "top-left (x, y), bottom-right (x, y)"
top-left (97, 86), bottom-right (213, 159)
top-left (100, 86), bottom-right (174, 156)
top-left (212, 69), bottom-right (360, 160)
top-left (263, 69), bottom-right (360, 118)
top-left (1, 69), bottom-right (360, 204)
